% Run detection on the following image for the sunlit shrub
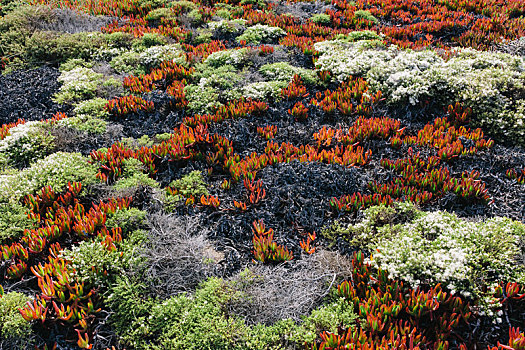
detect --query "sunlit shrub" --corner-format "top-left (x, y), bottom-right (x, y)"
top-left (236, 24), bottom-right (286, 45)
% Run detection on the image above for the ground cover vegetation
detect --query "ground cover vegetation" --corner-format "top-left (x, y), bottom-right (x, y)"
top-left (1, 0), bottom-right (525, 348)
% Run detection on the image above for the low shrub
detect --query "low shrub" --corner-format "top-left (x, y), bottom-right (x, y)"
top-left (0, 292), bottom-right (33, 342)
top-left (0, 201), bottom-right (36, 244)
top-left (259, 62), bottom-right (318, 85)
top-left (325, 203), bottom-right (525, 304)
top-left (236, 24), bottom-right (286, 45)
top-left (0, 152), bottom-right (98, 202)
top-left (0, 121), bottom-right (55, 168)
top-left (310, 13), bottom-right (331, 25)
top-left (314, 40), bottom-right (525, 144)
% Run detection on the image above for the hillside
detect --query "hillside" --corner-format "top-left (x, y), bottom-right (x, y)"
top-left (1, 0), bottom-right (525, 348)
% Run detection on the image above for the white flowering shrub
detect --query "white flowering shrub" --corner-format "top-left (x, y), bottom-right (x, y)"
top-left (208, 19), bottom-right (246, 35)
top-left (331, 203), bottom-right (525, 299)
top-left (315, 40), bottom-right (525, 144)
top-left (259, 62), bottom-right (318, 85)
top-left (314, 39), bottom-right (392, 83)
top-left (110, 44), bottom-right (185, 75)
top-left (236, 24), bottom-right (286, 44)
top-left (0, 152), bottom-right (98, 202)
top-left (0, 121), bottom-right (54, 167)
top-left (204, 48), bottom-right (248, 67)
top-left (242, 80), bottom-right (288, 101)
top-left (53, 67), bottom-right (104, 104)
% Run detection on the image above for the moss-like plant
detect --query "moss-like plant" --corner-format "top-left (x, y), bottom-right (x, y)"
top-left (310, 13), bottom-right (331, 25)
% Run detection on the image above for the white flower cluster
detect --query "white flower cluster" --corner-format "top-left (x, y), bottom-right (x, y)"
top-left (54, 67), bottom-right (103, 104)
top-left (242, 80), bottom-right (287, 101)
top-left (314, 39), bottom-right (525, 144)
top-left (364, 208), bottom-right (525, 300)
top-left (0, 121), bottom-right (54, 167)
top-left (139, 44), bottom-right (185, 68)
top-left (0, 152), bottom-right (97, 202)
top-left (208, 19), bottom-right (246, 34)
top-left (236, 24), bottom-right (286, 44)
top-left (204, 48), bottom-right (248, 67)
top-left (259, 62), bottom-right (318, 85)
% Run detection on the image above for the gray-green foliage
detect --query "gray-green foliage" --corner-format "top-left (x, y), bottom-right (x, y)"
top-left (324, 203), bottom-right (525, 300)
top-left (109, 44), bottom-right (185, 75)
top-left (112, 158), bottom-right (160, 191)
top-left (60, 228), bottom-right (146, 288)
top-left (185, 64), bottom-right (243, 113)
top-left (204, 48), bottom-right (248, 68)
top-left (236, 24), bottom-right (286, 44)
top-left (53, 67), bottom-right (116, 105)
top-left (353, 10), bottom-right (378, 24)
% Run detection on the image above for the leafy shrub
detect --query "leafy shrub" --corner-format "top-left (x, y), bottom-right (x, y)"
top-left (0, 121), bottom-right (55, 168)
top-left (112, 158), bottom-right (160, 191)
top-left (59, 58), bottom-right (94, 71)
top-left (328, 203), bottom-right (525, 301)
top-left (74, 97), bottom-right (110, 119)
top-left (53, 67), bottom-right (104, 104)
top-left (136, 32), bottom-right (168, 48)
top-left (164, 170), bottom-right (209, 207)
top-left (106, 207), bottom-right (147, 233)
top-left (209, 19), bottom-right (247, 35)
top-left (110, 44), bottom-right (185, 75)
top-left (259, 62), bottom-right (318, 85)
top-left (0, 292), bottom-right (33, 340)
top-left (353, 10), bottom-right (378, 24)
top-left (107, 250), bottom-right (356, 349)
top-left (204, 48), bottom-right (248, 67)
top-left (315, 41), bottom-right (525, 144)
top-left (185, 64), bottom-right (243, 113)
top-left (242, 80), bottom-right (288, 101)
top-left (236, 24), bottom-right (286, 44)
top-left (145, 8), bottom-right (175, 22)
top-left (57, 115), bottom-right (107, 134)
top-left (0, 201), bottom-right (36, 244)
top-left (0, 152), bottom-right (98, 201)
top-left (310, 13), bottom-right (331, 25)
top-left (24, 30), bottom-right (107, 64)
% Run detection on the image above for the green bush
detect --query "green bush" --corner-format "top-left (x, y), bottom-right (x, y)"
top-left (259, 62), bottom-right (318, 85)
top-left (326, 203), bottom-right (525, 301)
top-left (0, 201), bottom-right (36, 244)
top-left (25, 31), bottom-right (106, 64)
top-left (0, 121), bottom-right (55, 168)
top-left (0, 292), bottom-right (32, 340)
top-left (53, 67), bottom-right (105, 104)
top-left (310, 13), bottom-right (331, 25)
top-left (112, 158), bottom-right (160, 191)
top-left (353, 10), bottom-right (378, 24)
top-left (0, 152), bottom-right (98, 202)
top-left (74, 98), bottom-right (110, 119)
top-left (106, 207), bottom-right (147, 233)
top-left (236, 24), bottom-right (286, 44)
top-left (57, 115), bottom-right (107, 134)
top-left (110, 44), bottom-right (185, 75)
